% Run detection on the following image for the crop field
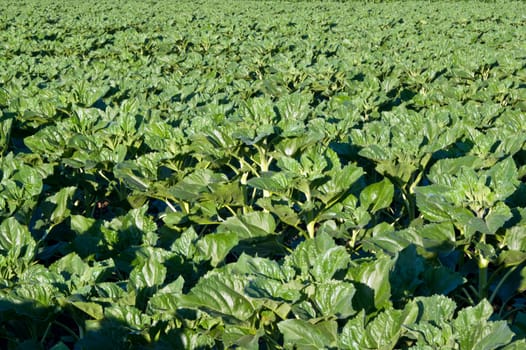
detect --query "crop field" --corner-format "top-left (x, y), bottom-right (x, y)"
top-left (1, 0), bottom-right (526, 348)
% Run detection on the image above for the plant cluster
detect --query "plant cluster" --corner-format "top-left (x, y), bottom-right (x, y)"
top-left (1, 0), bottom-right (526, 349)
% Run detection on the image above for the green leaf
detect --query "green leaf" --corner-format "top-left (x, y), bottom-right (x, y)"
top-left (278, 319), bottom-right (338, 350)
top-left (247, 172), bottom-right (291, 193)
top-left (218, 211), bottom-right (277, 240)
top-left (412, 295), bottom-right (457, 322)
top-left (311, 246), bottom-right (350, 282)
top-left (170, 227), bottom-right (198, 257)
top-left (417, 222), bottom-right (456, 252)
top-left (421, 266), bottom-right (465, 295)
top-left (148, 277), bottom-right (185, 314)
top-left (177, 274), bottom-right (255, 322)
top-left (129, 258), bottom-right (167, 290)
top-left (360, 178), bottom-right (394, 213)
top-left (485, 202), bottom-right (512, 235)
top-left (105, 305), bottom-right (151, 329)
top-left (486, 157), bottom-right (519, 201)
top-left (233, 254), bottom-right (292, 281)
top-left (245, 276), bottom-right (302, 302)
top-left (222, 325), bottom-right (264, 350)
top-left (196, 232), bottom-right (239, 267)
top-left (504, 225), bottom-right (526, 251)
top-left (50, 252), bottom-right (89, 279)
top-left (70, 215), bottom-right (96, 234)
top-left (415, 185), bottom-right (456, 222)
top-left (113, 161), bottom-right (150, 191)
top-left (501, 340), bottom-right (526, 350)
top-left (48, 186), bottom-right (77, 224)
top-left (318, 164), bottom-right (364, 203)
top-left (346, 254), bottom-right (392, 311)
top-left (0, 217), bottom-right (36, 262)
top-left (170, 169), bottom-right (227, 202)
top-left (70, 301), bottom-right (104, 320)
top-left (312, 280), bottom-right (356, 318)
top-left (454, 300), bottom-right (514, 350)
top-left (339, 310), bottom-right (366, 349)
top-left (49, 342), bottom-right (70, 350)
top-left (390, 245), bottom-right (424, 302)
top-left (498, 250), bottom-right (526, 267)
top-left (404, 321), bottom-right (455, 349)
top-left (363, 302), bottom-right (419, 349)
top-left (256, 198), bottom-right (300, 227)
top-left (286, 233), bottom-right (349, 281)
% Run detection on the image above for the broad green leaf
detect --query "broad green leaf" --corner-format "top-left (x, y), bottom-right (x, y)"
top-left (347, 254), bottom-right (393, 311)
top-left (312, 280), bottom-right (356, 318)
top-left (486, 157), bottom-right (519, 201)
top-left (94, 283), bottom-right (127, 300)
top-left (218, 211), bottom-right (276, 239)
top-left (278, 319), bottom-right (338, 350)
top-left (70, 215), bottom-right (96, 234)
top-left (498, 250), bottom-right (526, 267)
top-left (421, 266), bottom-right (465, 295)
top-left (129, 258), bottom-right (167, 290)
top-left (113, 162), bottom-right (150, 191)
top-left (363, 302), bottom-right (419, 350)
top-left (415, 185), bottom-right (456, 222)
top-left (404, 321), bottom-right (455, 349)
top-left (291, 300), bottom-right (318, 320)
top-left (256, 198), bottom-right (301, 227)
top-left (0, 113), bottom-right (13, 154)
top-left (411, 295), bottom-right (457, 322)
top-left (177, 274), bottom-right (255, 322)
top-left (202, 181), bottom-right (246, 207)
top-left (317, 164), bottom-right (364, 204)
top-left (70, 301), bottom-right (104, 320)
top-left (285, 233), bottom-right (348, 281)
top-left (48, 186), bottom-right (77, 224)
top-left (504, 225), bottom-right (526, 251)
top-left (148, 277), bottom-right (185, 314)
top-left (170, 227), bottom-right (198, 257)
top-left (232, 254), bottom-right (292, 281)
top-left (11, 283), bottom-right (58, 310)
top-left (154, 328), bottom-right (216, 349)
top-left (417, 222), bottom-right (456, 252)
top-left (170, 169), bottom-right (227, 202)
top-left (485, 202), bottom-right (512, 235)
top-left (245, 276), bottom-right (302, 302)
top-left (501, 340), bottom-right (526, 350)
top-left (360, 178), bottom-right (394, 213)
top-left (49, 342), bottom-right (70, 350)
top-left (311, 246), bottom-right (350, 282)
top-left (196, 232), bottom-right (239, 267)
top-left (339, 310), bottom-right (366, 349)
top-left (222, 325), bottom-right (264, 350)
top-left (427, 156), bottom-right (485, 184)
top-left (390, 245), bottom-right (424, 302)
top-left (0, 217), bottom-right (36, 263)
top-left (247, 172), bottom-right (291, 193)
top-left (50, 252), bottom-right (89, 279)
top-left (454, 300), bottom-right (514, 350)
top-left (105, 305), bottom-right (151, 329)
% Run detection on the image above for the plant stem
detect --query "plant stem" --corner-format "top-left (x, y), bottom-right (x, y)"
top-left (40, 322), bottom-right (52, 346)
top-left (489, 264), bottom-right (520, 304)
top-left (306, 220), bottom-right (316, 239)
top-left (53, 321), bottom-right (80, 341)
top-left (401, 188), bottom-right (415, 223)
top-left (478, 260), bottom-right (488, 299)
top-left (478, 234), bottom-right (489, 299)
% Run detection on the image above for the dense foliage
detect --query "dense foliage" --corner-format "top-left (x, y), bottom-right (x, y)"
top-left (1, 0), bottom-right (526, 348)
